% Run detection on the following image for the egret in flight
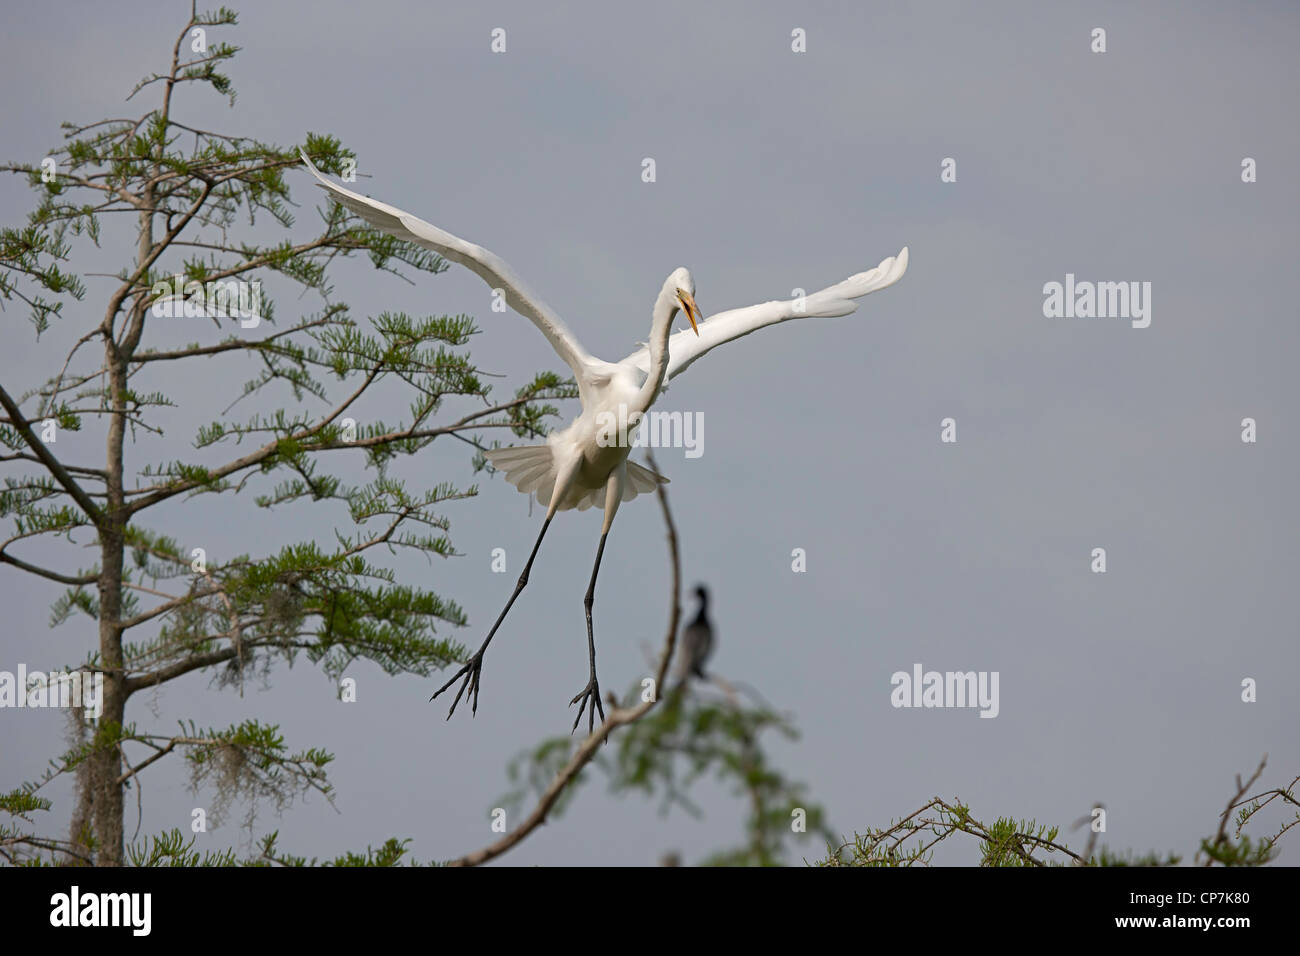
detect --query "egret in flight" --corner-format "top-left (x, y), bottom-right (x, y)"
top-left (299, 150), bottom-right (908, 730)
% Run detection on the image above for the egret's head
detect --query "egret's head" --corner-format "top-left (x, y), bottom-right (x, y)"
top-left (667, 266), bottom-right (701, 336)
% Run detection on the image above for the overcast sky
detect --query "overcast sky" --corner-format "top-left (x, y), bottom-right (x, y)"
top-left (2, 1), bottom-right (1298, 865)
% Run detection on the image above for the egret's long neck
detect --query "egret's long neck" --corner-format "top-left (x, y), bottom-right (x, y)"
top-left (632, 289), bottom-right (678, 412)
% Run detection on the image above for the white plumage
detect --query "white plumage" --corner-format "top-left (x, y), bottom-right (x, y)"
top-left (486, 444), bottom-right (666, 513)
top-left (299, 149), bottom-right (907, 730)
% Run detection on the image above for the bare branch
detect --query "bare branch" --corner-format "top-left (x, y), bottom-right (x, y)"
top-left (446, 450), bottom-right (682, 867)
top-left (1205, 754), bottom-right (1268, 865)
top-left (0, 381), bottom-right (103, 524)
top-left (0, 550), bottom-right (96, 585)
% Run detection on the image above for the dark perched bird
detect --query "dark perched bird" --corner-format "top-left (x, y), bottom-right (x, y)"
top-left (676, 585), bottom-right (715, 685)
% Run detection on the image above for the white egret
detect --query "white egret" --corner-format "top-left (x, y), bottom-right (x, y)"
top-left (299, 150), bottom-right (908, 730)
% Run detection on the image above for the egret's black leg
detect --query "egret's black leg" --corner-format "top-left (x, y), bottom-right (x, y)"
top-left (433, 516), bottom-right (553, 719)
top-left (570, 531), bottom-right (609, 734)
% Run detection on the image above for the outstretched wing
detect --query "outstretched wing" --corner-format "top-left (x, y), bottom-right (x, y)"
top-left (620, 247), bottom-right (908, 381)
top-left (299, 149), bottom-right (601, 388)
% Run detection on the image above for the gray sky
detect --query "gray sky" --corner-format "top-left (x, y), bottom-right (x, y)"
top-left (2, 1), bottom-right (1297, 865)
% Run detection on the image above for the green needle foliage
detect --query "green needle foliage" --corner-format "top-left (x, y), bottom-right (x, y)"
top-left (500, 680), bottom-right (836, 866)
top-left (0, 3), bottom-right (573, 865)
top-left (818, 761), bottom-right (1298, 867)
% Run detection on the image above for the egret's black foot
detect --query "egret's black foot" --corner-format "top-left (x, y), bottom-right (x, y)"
top-left (569, 676), bottom-right (605, 735)
top-left (431, 652), bottom-right (485, 719)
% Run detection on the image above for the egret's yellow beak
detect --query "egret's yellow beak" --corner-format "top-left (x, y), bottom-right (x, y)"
top-left (677, 290), bottom-right (702, 336)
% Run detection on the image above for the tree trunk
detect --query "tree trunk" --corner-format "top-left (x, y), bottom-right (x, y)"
top-left (92, 342), bottom-right (131, 865)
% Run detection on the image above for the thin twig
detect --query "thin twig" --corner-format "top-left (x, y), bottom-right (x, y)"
top-left (446, 450), bottom-right (681, 867)
top-left (1204, 754), bottom-right (1267, 865)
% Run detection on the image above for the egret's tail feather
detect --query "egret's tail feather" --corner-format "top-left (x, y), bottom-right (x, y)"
top-left (485, 444), bottom-right (555, 500)
top-left (624, 460), bottom-right (669, 499)
top-left (486, 445), bottom-right (667, 512)
top-left (567, 459), bottom-right (669, 511)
